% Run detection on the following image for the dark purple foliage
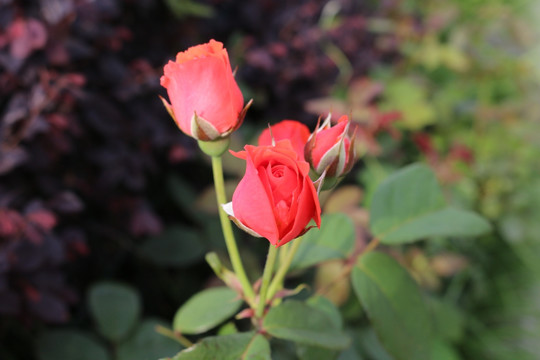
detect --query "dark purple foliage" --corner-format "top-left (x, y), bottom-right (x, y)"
top-left (0, 0), bottom-right (181, 325)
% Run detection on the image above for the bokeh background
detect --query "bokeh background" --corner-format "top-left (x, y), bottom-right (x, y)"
top-left (1, 0), bottom-right (539, 359)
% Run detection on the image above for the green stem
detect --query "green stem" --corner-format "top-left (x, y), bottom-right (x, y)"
top-left (278, 242), bottom-right (290, 267)
top-left (211, 156), bottom-right (255, 304)
top-left (266, 236), bottom-right (303, 301)
top-left (155, 325), bottom-right (193, 348)
top-left (256, 245), bottom-right (278, 318)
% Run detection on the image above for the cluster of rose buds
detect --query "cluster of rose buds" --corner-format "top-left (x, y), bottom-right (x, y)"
top-left (161, 40), bottom-right (356, 247)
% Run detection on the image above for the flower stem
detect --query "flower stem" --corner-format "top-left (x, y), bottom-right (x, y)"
top-left (256, 244), bottom-right (278, 318)
top-left (278, 242), bottom-right (290, 268)
top-left (266, 236), bottom-right (303, 301)
top-left (211, 156), bottom-right (255, 304)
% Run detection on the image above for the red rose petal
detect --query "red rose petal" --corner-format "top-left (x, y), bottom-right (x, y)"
top-left (232, 149), bottom-right (280, 245)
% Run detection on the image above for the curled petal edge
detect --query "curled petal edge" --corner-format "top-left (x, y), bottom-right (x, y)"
top-left (222, 202), bottom-right (263, 238)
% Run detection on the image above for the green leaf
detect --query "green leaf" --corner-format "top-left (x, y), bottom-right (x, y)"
top-left (370, 164), bottom-right (444, 231)
top-left (297, 345), bottom-right (340, 360)
top-left (139, 226), bottom-right (205, 267)
top-left (370, 163), bottom-right (491, 244)
top-left (36, 330), bottom-right (110, 360)
top-left (352, 328), bottom-right (393, 360)
top-left (116, 319), bottom-right (183, 360)
top-left (296, 296), bottom-right (348, 360)
top-left (428, 297), bottom-right (464, 342)
top-left (263, 300), bottom-right (350, 350)
top-left (88, 282), bottom-right (141, 342)
top-left (269, 338), bottom-right (297, 360)
top-left (242, 334), bottom-right (271, 360)
top-left (381, 207), bottom-right (492, 244)
top-left (307, 296), bottom-right (343, 329)
top-left (351, 251), bottom-right (431, 360)
top-left (337, 346), bottom-right (364, 360)
top-left (357, 160), bottom-right (396, 209)
top-left (430, 340), bottom-right (461, 360)
top-left (218, 322), bottom-right (239, 336)
top-left (291, 214), bottom-right (356, 270)
top-left (165, 0), bottom-right (215, 19)
top-left (169, 332), bottom-right (271, 360)
top-left (173, 287), bottom-right (242, 334)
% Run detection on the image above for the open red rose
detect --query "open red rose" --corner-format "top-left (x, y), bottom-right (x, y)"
top-left (160, 39), bottom-right (249, 140)
top-left (223, 141), bottom-right (321, 247)
top-left (257, 120), bottom-right (310, 161)
top-left (305, 115), bottom-right (355, 178)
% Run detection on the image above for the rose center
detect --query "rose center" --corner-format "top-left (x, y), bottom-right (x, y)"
top-left (272, 166), bottom-right (285, 178)
top-left (264, 163), bottom-right (298, 206)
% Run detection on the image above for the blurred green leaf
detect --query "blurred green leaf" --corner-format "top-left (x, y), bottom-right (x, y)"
top-left (218, 322), bottom-right (239, 336)
top-left (357, 160), bottom-right (395, 209)
top-left (138, 226), bottom-right (205, 267)
top-left (351, 251), bottom-right (431, 360)
top-left (291, 214), bottom-right (355, 270)
top-left (323, 185), bottom-right (364, 214)
top-left (165, 0), bottom-right (214, 19)
top-left (410, 35), bottom-right (470, 72)
top-left (307, 296), bottom-right (343, 329)
top-left (263, 300), bottom-right (350, 350)
top-left (352, 328), bottom-right (393, 360)
top-left (370, 163), bottom-right (491, 244)
top-left (173, 287), bottom-right (242, 334)
top-left (116, 319), bottom-right (183, 360)
top-left (380, 207), bottom-right (491, 244)
top-left (270, 338), bottom-right (298, 360)
top-left (296, 345), bottom-right (340, 360)
top-left (242, 335), bottom-right (271, 360)
top-left (430, 340), bottom-right (461, 360)
top-left (297, 338), bottom-right (364, 360)
top-left (296, 296), bottom-right (348, 360)
top-left (428, 297), bottom-right (465, 343)
top-left (337, 346), bottom-right (364, 360)
top-left (381, 78), bottom-right (436, 130)
top-left (168, 332), bottom-right (270, 360)
top-left (88, 282), bottom-right (141, 342)
top-left (341, 301), bottom-right (365, 325)
top-left (37, 330), bottom-right (110, 360)
top-left (371, 163), bottom-right (445, 228)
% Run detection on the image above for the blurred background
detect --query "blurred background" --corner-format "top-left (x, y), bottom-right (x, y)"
top-left (0, 0), bottom-right (539, 359)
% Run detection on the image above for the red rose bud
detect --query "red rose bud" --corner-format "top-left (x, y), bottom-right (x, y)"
top-left (257, 120), bottom-right (310, 161)
top-left (160, 39), bottom-right (250, 141)
top-left (305, 114), bottom-right (355, 178)
top-left (223, 140), bottom-right (321, 247)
